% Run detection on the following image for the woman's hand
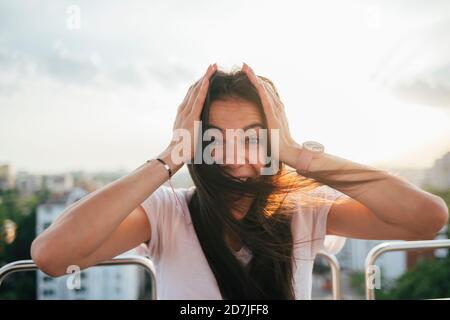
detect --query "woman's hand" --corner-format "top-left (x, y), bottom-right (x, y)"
top-left (159, 63), bottom-right (217, 168)
top-left (242, 63), bottom-right (301, 168)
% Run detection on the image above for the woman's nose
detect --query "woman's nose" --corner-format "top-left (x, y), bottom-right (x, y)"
top-left (224, 140), bottom-right (246, 165)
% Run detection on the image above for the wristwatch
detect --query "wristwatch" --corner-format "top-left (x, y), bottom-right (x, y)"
top-left (296, 141), bottom-right (325, 174)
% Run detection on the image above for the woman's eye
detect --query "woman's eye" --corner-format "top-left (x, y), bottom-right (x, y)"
top-left (245, 137), bottom-right (259, 144)
top-left (211, 139), bottom-right (223, 146)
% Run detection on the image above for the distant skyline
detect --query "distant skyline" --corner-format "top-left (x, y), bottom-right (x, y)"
top-left (1, 0), bottom-right (449, 174)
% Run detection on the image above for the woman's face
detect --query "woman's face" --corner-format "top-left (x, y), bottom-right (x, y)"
top-left (208, 98), bottom-right (267, 179)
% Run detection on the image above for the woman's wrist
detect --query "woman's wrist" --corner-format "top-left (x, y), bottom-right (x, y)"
top-left (283, 142), bottom-right (336, 173)
top-left (281, 142), bottom-right (303, 169)
top-left (157, 143), bottom-right (184, 175)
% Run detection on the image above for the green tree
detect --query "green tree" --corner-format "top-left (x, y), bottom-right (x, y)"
top-left (376, 189), bottom-right (450, 299)
top-left (0, 188), bottom-right (49, 299)
top-left (377, 257), bottom-right (450, 299)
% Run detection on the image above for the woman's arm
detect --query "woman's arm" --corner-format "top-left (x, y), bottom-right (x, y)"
top-left (31, 63), bottom-right (217, 277)
top-left (242, 62), bottom-right (448, 240)
top-left (289, 149), bottom-right (449, 240)
top-left (30, 149), bottom-right (182, 277)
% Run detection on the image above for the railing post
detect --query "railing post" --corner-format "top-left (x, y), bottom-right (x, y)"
top-left (0, 255), bottom-right (157, 300)
top-left (317, 251), bottom-right (341, 300)
top-left (365, 239), bottom-right (450, 300)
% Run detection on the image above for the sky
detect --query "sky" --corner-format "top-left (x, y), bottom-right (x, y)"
top-left (0, 0), bottom-right (449, 174)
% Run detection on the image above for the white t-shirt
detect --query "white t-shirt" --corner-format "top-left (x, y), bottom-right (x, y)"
top-left (137, 184), bottom-right (348, 300)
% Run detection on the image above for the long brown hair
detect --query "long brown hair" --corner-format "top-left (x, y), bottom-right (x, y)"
top-left (187, 68), bottom-right (384, 299)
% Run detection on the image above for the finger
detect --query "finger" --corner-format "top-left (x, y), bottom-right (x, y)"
top-left (180, 64), bottom-right (214, 113)
top-left (179, 77), bottom-right (203, 112)
top-left (260, 81), bottom-right (282, 123)
top-left (263, 80), bottom-right (282, 104)
top-left (185, 77), bottom-right (204, 110)
top-left (192, 64), bottom-right (216, 99)
top-left (186, 78), bottom-right (206, 112)
top-left (191, 63), bottom-right (218, 114)
top-left (179, 84), bottom-right (196, 110)
top-left (262, 81), bottom-right (289, 130)
top-left (242, 64), bottom-right (274, 120)
top-left (192, 76), bottom-right (210, 117)
top-left (187, 64), bottom-right (217, 113)
top-left (262, 80), bottom-right (282, 111)
top-left (206, 63), bottom-right (217, 80)
top-left (186, 64), bottom-right (217, 110)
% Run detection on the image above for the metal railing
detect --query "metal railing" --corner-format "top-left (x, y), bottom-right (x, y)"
top-left (364, 239), bottom-right (450, 300)
top-left (316, 251), bottom-right (341, 300)
top-left (3, 239), bottom-right (448, 300)
top-left (0, 253), bottom-right (338, 300)
top-left (0, 255), bottom-right (157, 300)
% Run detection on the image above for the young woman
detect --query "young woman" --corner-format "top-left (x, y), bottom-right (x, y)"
top-left (30, 63), bottom-right (449, 300)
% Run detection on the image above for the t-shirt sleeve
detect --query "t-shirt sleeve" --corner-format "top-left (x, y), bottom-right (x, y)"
top-left (136, 185), bottom-right (175, 260)
top-left (309, 185), bottom-right (349, 256)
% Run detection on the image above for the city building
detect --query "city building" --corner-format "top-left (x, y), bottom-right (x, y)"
top-left (337, 239), bottom-right (406, 280)
top-left (337, 225), bottom-right (448, 283)
top-left (424, 151), bottom-right (450, 191)
top-left (36, 187), bottom-right (143, 300)
top-left (0, 164), bottom-right (15, 191)
top-left (42, 174), bottom-right (74, 194)
top-left (15, 171), bottom-right (43, 197)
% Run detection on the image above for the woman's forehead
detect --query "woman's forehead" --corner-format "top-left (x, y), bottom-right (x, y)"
top-left (208, 99), bottom-right (263, 130)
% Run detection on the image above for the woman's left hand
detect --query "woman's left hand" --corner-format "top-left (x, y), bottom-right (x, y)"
top-left (242, 63), bottom-right (301, 168)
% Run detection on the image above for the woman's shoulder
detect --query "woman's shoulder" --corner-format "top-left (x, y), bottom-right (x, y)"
top-left (140, 185), bottom-right (196, 224)
top-left (305, 185), bottom-right (348, 200)
top-left (291, 185), bottom-right (348, 210)
top-left (138, 185), bottom-right (197, 259)
top-left (143, 185), bottom-right (196, 204)
top-left (290, 185), bottom-right (348, 256)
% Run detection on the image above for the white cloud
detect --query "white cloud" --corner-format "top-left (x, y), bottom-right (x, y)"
top-left (1, 0), bottom-right (449, 173)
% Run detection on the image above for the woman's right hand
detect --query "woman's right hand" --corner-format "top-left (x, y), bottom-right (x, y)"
top-left (165, 63), bottom-right (217, 165)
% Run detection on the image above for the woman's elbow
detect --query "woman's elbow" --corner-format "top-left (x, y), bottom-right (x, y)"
top-left (427, 195), bottom-right (449, 233)
top-left (30, 237), bottom-right (66, 278)
top-left (410, 195), bottom-right (449, 240)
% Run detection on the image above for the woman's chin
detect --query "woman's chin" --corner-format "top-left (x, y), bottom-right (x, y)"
top-left (232, 175), bottom-right (259, 182)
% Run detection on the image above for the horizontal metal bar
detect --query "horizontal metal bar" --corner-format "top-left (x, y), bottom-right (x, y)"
top-left (317, 251), bottom-right (341, 300)
top-left (365, 239), bottom-right (450, 300)
top-left (0, 255), bottom-right (157, 300)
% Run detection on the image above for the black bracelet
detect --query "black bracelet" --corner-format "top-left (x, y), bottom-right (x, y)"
top-left (147, 158), bottom-right (172, 178)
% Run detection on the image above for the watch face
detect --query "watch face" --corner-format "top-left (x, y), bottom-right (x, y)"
top-left (303, 141), bottom-right (324, 153)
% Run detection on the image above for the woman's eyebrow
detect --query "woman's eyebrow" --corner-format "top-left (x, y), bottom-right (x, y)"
top-left (208, 122), bottom-right (264, 131)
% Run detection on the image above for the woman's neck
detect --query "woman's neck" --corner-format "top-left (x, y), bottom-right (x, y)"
top-left (230, 195), bottom-right (254, 220)
top-left (226, 195), bottom-right (254, 252)
top-left (224, 230), bottom-right (243, 252)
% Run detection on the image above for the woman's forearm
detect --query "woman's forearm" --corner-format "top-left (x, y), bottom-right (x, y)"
top-left (285, 145), bottom-right (449, 235)
top-left (31, 145), bottom-right (182, 267)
